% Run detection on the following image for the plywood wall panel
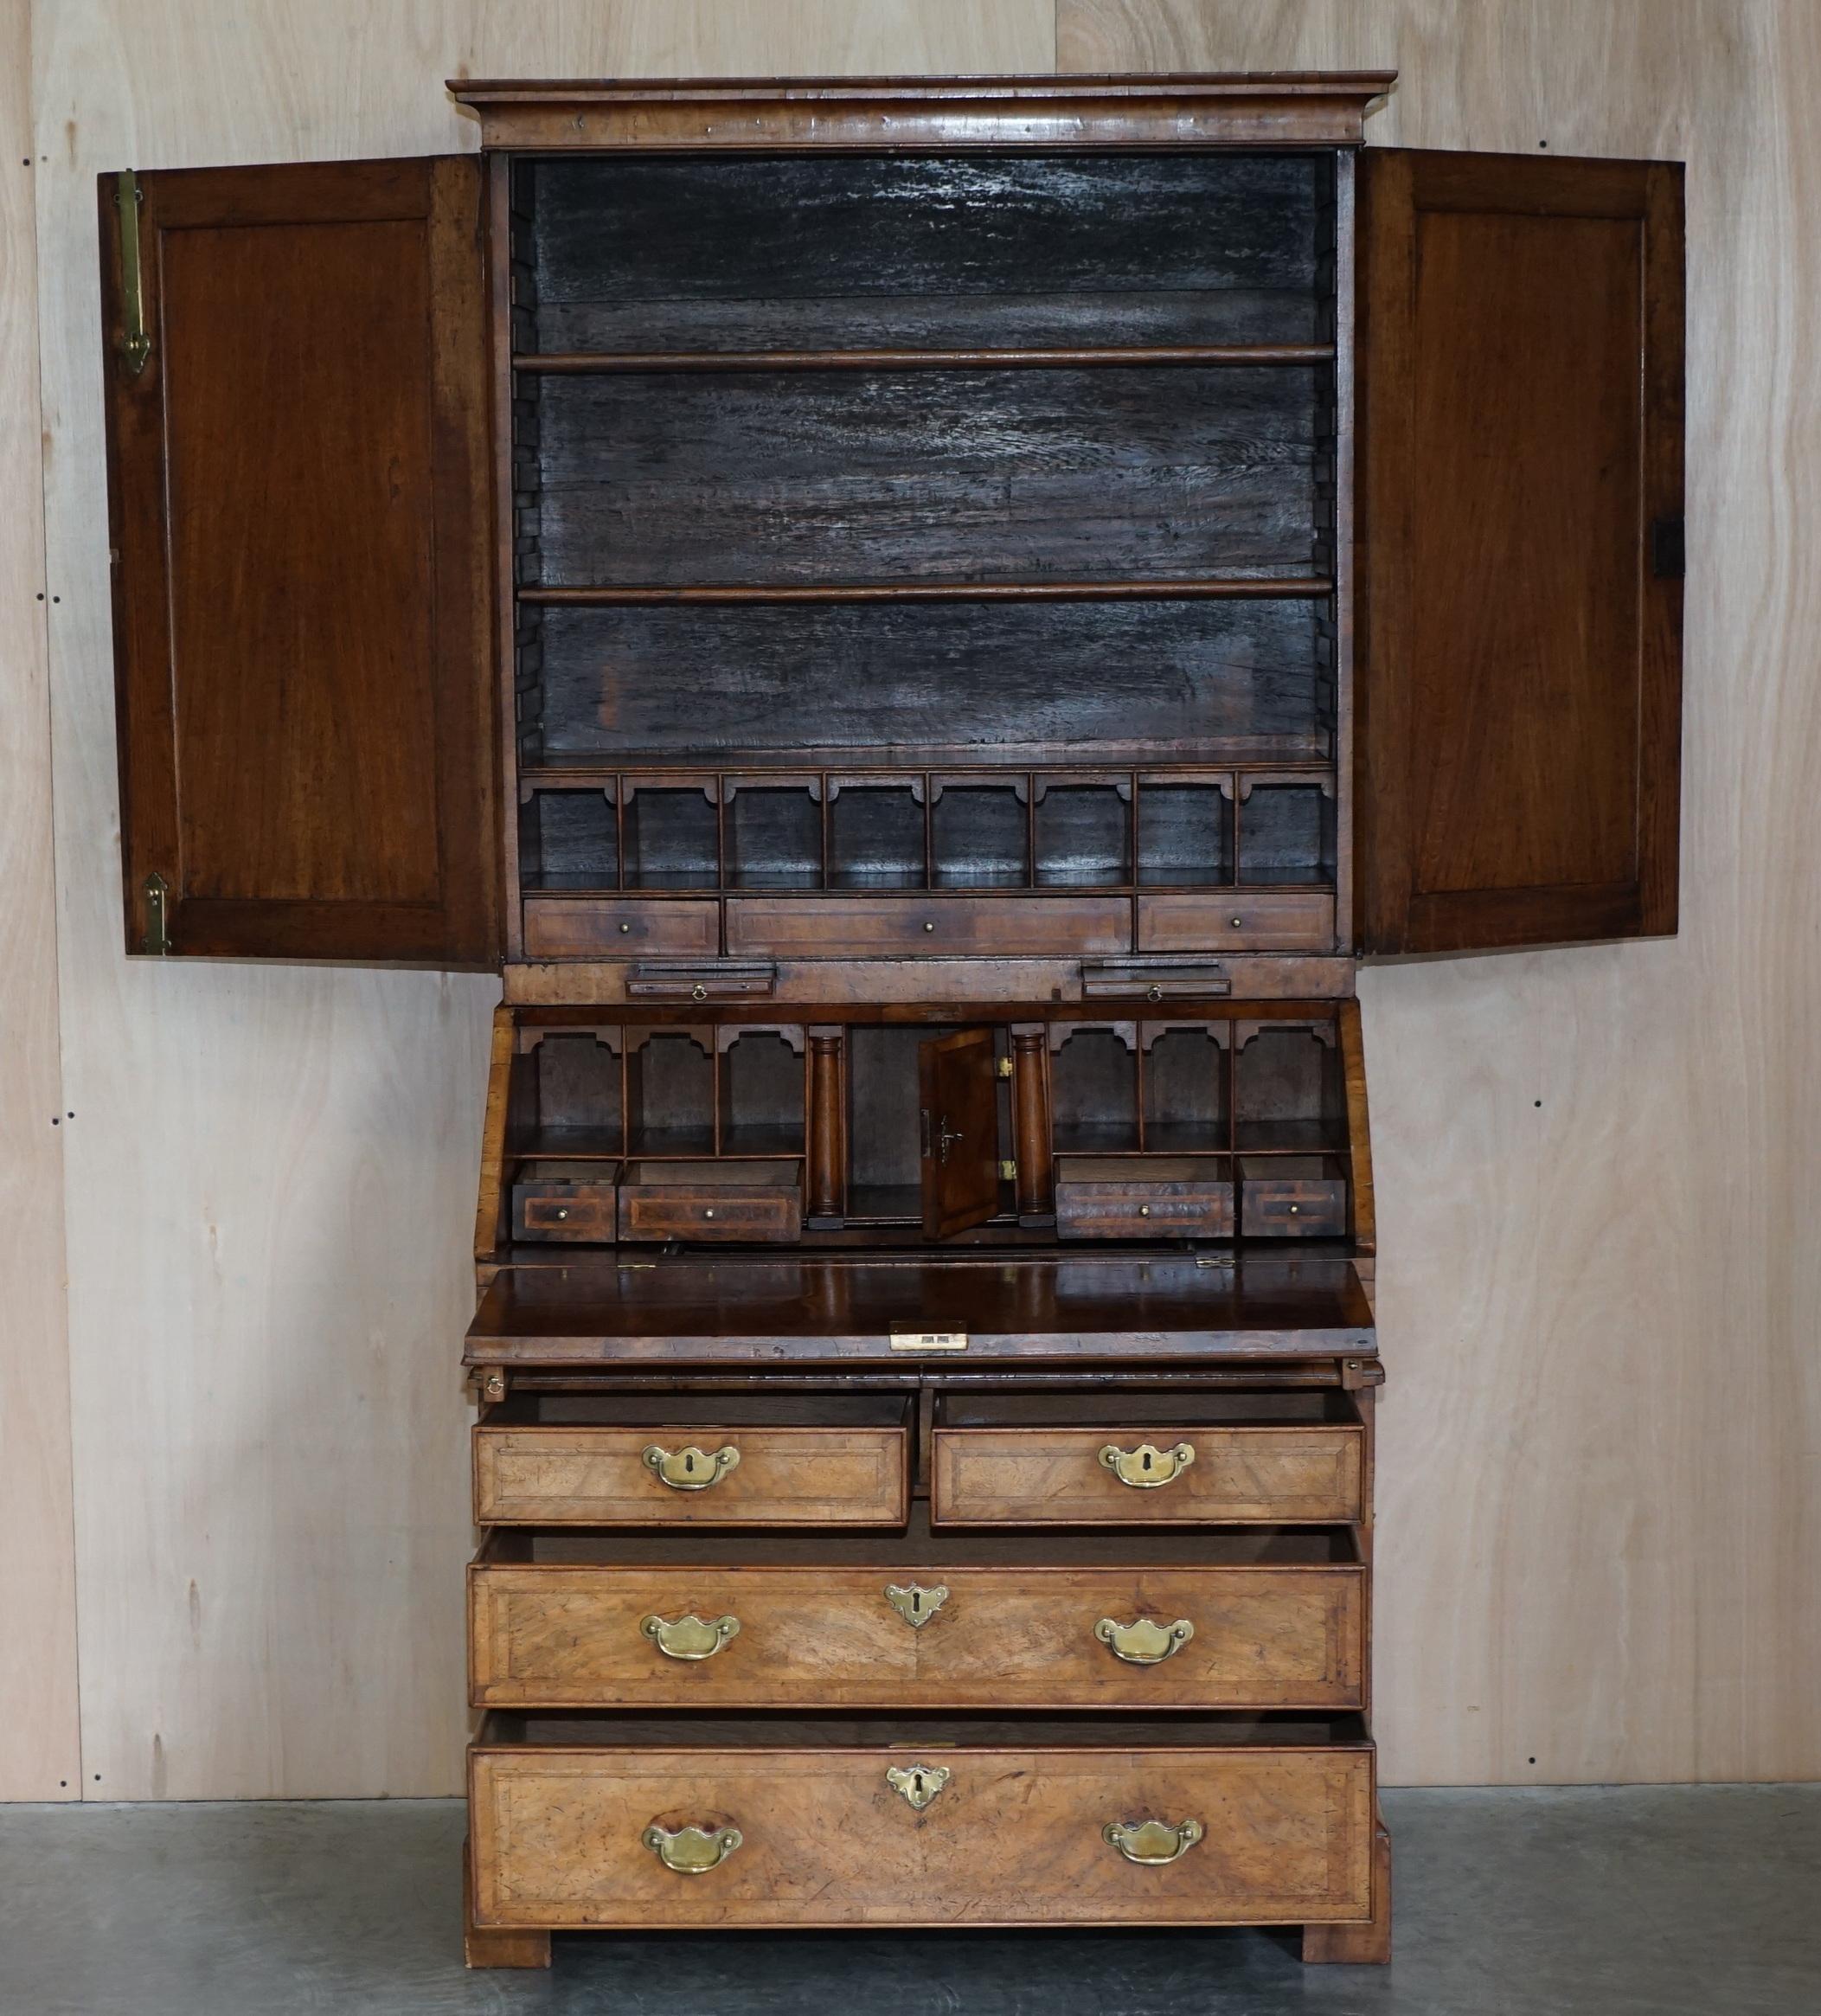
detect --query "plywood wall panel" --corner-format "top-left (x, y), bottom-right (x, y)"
top-left (1062, 0), bottom-right (1821, 1786)
top-left (30, 0), bottom-right (1053, 1801)
top-left (0, 0), bottom-right (80, 1803)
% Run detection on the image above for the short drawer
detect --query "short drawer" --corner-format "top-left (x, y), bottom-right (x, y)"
top-left (474, 1396), bottom-right (910, 1528)
top-left (618, 1158), bottom-right (803, 1243)
top-left (523, 897), bottom-right (719, 960)
top-left (1054, 1154), bottom-right (1233, 1241)
top-left (510, 1160), bottom-right (619, 1243)
top-left (1239, 1155), bottom-right (1349, 1237)
top-left (932, 1393), bottom-right (1364, 1525)
top-left (470, 1713), bottom-right (1376, 1930)
top-left (1138, 891), bottom-right (1335, 953)
top-left (468, 1523), bottom-right (1363, 1711)
top-left (726, 895), bottom-right (1131, 959)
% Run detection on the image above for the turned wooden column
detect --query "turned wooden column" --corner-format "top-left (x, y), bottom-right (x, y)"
top-left (1010, 1024), bottom-right (1053, 1224)
top-left (807, 1025), bottom-right (845, 1226)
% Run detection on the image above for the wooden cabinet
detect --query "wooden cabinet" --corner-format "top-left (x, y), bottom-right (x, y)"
top-left (96, 67), bottom-right (1683, 1976)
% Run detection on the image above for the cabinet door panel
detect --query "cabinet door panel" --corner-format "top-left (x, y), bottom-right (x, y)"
top-left (100, 157), bottom-right (497, 964)
top-left (1356, 150), bottom-right (1683, 955)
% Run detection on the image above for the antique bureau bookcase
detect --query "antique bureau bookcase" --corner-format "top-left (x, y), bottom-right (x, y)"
top-left (98, 74), bottom-right (1683, 1968)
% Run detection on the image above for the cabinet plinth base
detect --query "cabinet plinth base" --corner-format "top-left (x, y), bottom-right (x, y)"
top-left (464, 1846), bottom-right (552, 1970)
top-left (1301, 1815), bottom-right (1392, 1964)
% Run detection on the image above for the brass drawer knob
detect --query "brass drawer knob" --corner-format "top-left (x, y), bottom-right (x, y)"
top-left (884, 1581), bottom-right (949, 1628)
top-left (1099, 1441), bottom-right (1196, 1489)
top-left (1104, 1817), bottom-right (1204, 1865)
top-left (886, 1762), bottom-right (951, 1811)
top-left (1094, 1615), bottom-right (1196, 1666)
top-left (641, 1612), bottom-right (741, 1661)
top-left (642, 1822), bottom-right (743, 1874)
top-left (643, 1442), bottom-right (741, 1491)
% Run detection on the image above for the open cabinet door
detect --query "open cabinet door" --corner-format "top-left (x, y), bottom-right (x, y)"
top-left (1356, 150), bottom-right (1683, 955)
top-left (919, 1030), bottom-right (1001, 1240)
top-left (100, 157), bottom-right (497, 964)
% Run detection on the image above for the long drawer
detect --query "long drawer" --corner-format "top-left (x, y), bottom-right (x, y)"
top-left (474, 1396), bottom-right (910, 1527)
top-left (468, 1523), bottom-right (1363, 1711)
top-left (469, 1713), bottom-right (1376, 1930)
top-left (932, 1392), bottom-right (1365, 1525)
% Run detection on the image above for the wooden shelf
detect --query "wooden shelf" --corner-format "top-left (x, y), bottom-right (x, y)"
top-left (515, 344), bottom-right (1336, 374)
top-left (519, 579), bottom-right (1335, 607)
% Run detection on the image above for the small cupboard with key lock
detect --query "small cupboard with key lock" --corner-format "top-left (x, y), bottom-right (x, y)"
top-left (98, 71), bottom-right (1683, 1968)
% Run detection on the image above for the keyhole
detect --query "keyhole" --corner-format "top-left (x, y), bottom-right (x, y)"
top-left (685, 1453), bottom-right (699, 1477)
top-left (1142, 1451), bottom-right (1154, 1474)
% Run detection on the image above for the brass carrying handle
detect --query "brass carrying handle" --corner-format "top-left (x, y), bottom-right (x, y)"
top-left (643, 1442), bottom-right (741, 1491)
top-left (1095, 1615), bottom-right (1196, 1666)
top-left (641, 1612), bottom-right (741, 1660)
top-left (642, 1822), bottom-right (743, 1874)
top-left (1099, 1441), bottom-right (1196, 1489)
top-left (1104, 1817), bottom-right (1204, 1865)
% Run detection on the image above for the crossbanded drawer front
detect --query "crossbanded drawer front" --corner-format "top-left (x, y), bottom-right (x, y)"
top-left (473, 1424), bottom-right (909, 1527)
top-left (468, 1561), bottom-right (1363, 1710)
top-left (469, 1733), bottom-right (1375, 1929)
top-left (933, 1424), bottom-right (1364, 1526)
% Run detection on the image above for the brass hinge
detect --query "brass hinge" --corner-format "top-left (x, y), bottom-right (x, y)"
top-left (995, 1056), bottom-right (1014, 1078)
top-left (114, 170), bottom-right (152, 376)
top-left (141, 871), bottom-right (170, 955)
top-left (997, 1159), bottom-right (1017, 1181)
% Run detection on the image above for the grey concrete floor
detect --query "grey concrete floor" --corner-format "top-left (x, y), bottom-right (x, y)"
top-left (0, 1787), bottom-right (1814, 2014)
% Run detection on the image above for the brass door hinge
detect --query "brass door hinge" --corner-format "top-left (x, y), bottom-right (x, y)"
top-left (142, 871), bottom-right (170, 955)
top-left (997, 1159), bottom-right (1017, 1181)
top-left (114, 170), bottom-right (152, 376)
top-left (995, 1056), bottom-right (1014, 1078)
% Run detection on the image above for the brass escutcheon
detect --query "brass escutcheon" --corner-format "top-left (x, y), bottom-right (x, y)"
top-left (640, 1612), bottom-right (741, 1661)
top-left (884, 1582), bottom-right (949, 1628)
top-left (1103, 1817), bottom-right (1204, 1865)
top-left (886, 1762), bottom-right (951, 1811)
top-left (1094, 1615), bottom-right (1196, 1666)
top-left (1099, 1441), bottom-right (1196, 1489)
top-left (642, 1822), bottom-right (743, 1874)
top-left (643, 1442), bottom-right (741, 1491)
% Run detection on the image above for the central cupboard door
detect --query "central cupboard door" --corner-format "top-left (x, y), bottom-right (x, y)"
top-left (919, 1029), bottom-right (1001, 1236)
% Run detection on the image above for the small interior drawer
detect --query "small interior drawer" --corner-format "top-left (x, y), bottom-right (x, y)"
top-left (931, 1390), bottom-right (1365, 1525)
top-left (1054, 1153), bottom-right (1234, 1240)
top-left (618, 1158), bottom-right (803, 1242)
top-left (1137, 891), bottom-right (1335, 953)
top-left (725, 895), bottom-right (1131, 959)
top-left (511, 1160), bottom-right (620, 1242)
top-left (1239, 1155), bottom-right (1348, 1237)
top-left (522, 897), bottom-right (719, 960)
top-left (474, 1394), bottom-right (910, 1527)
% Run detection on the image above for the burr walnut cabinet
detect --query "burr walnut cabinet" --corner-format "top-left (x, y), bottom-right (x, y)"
top-left (96, 71), bottom-right (1684, 1968)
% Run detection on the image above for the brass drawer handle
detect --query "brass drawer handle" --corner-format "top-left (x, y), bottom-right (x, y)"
top-left (886, 1762), bottom-right (950, 1811)
top-left (643, 1442), bottom-right (741, 1491)
top-left (641, 1612), bottom-right (741, 1661)
top-left (1099, 1441), bottom-right (1196, 1489)
top-left (642, 1822), bottom-right (743, 1874)
top-left (884, 1582), bottom-right (949, 1628)
top-left (1095, 1615), bottom-right (1196, 1665)
top-left (1104, 1817), bottom-right (1204, 1865)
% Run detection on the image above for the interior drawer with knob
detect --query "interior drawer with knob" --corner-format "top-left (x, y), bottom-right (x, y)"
top-left (467, 1514), bottom-right (1363, 1710)
top-left (473, 1394), bottom-right (910, 1527)
top-left (1054, 1154), bottom-right (1234, 1241)
top-left (1137, 892), bottom-right (1335, 953)
top-left (618, 1158), bottom-right (803, 1242)
top-left (469, 1711), bottom-right (1376, 1930)
top-left (1238, 1155), bottom-right (1349, 1237)
top-left (510, 1160), bottom-right (620, 1243)
top-left (931, 1391), bottom-right (1365, 1526)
